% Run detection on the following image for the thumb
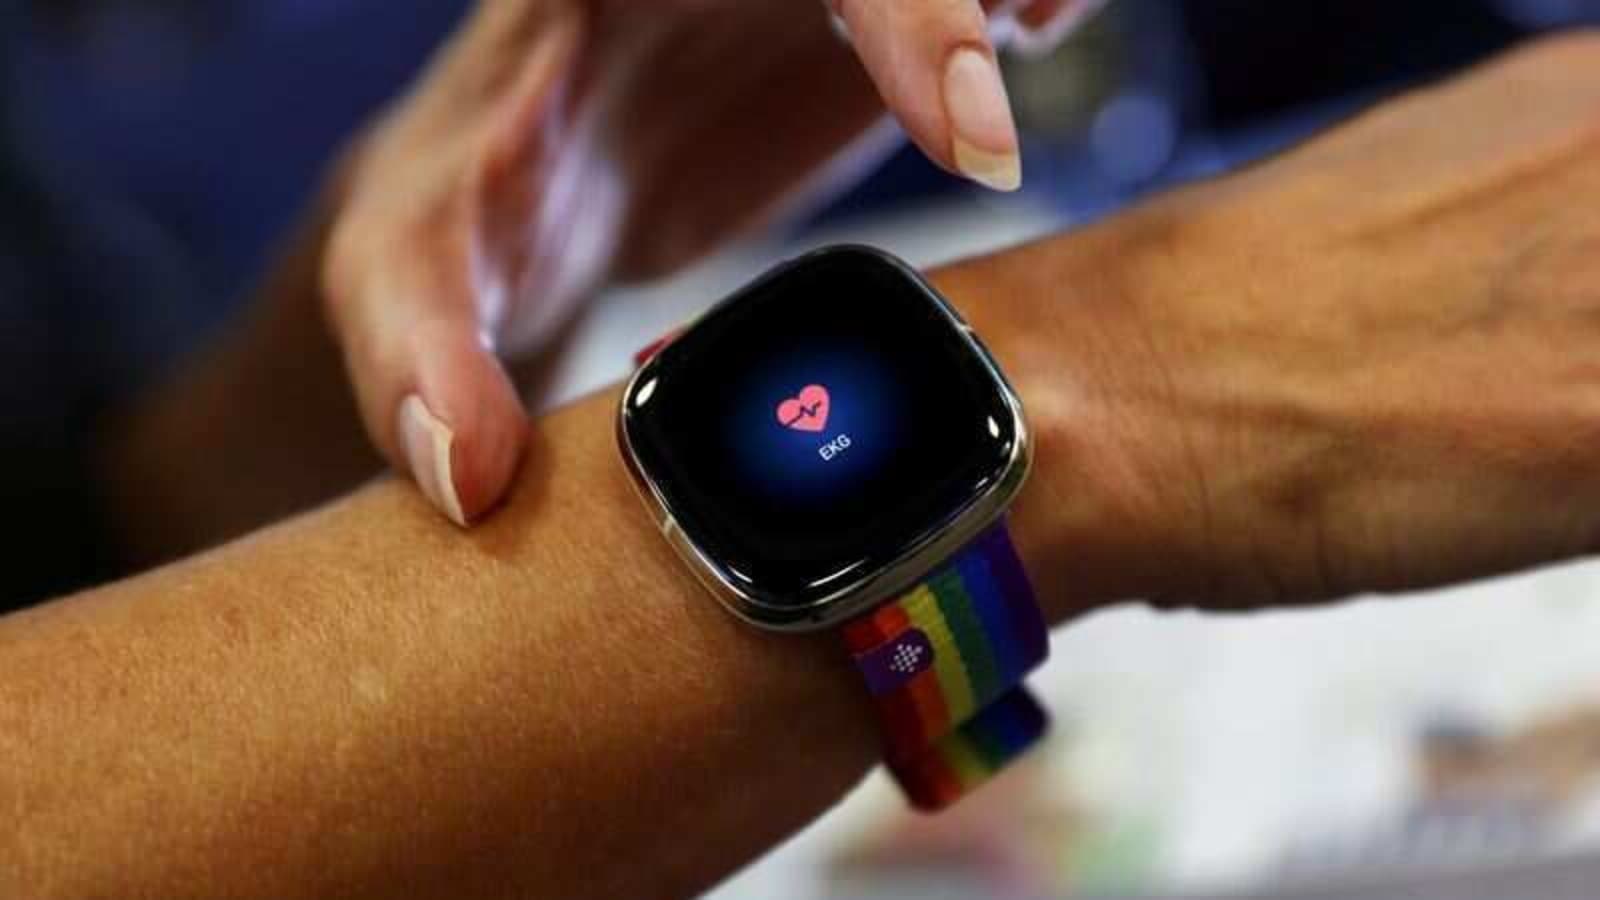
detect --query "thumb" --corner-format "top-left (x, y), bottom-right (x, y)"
top-left (324, 10), bottom-right (585, 526)
top-left (329, 266), bottom-right (529, 528)
top-left (830, 0), bottom-right (1022, 191)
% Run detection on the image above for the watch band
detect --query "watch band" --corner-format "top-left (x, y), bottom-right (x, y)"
top-left (842, 523), bottom-right (1050, 810)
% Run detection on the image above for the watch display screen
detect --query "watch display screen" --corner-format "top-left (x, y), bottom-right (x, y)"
top-left (621, 247), bottom-right (1021, 612)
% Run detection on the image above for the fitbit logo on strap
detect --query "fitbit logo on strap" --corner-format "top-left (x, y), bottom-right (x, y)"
top-left (857, 629), bottom-right (936, 696)
top-left (889, 641), bottom-right (925, 674)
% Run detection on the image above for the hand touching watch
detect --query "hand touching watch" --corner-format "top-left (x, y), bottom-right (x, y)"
top-left (321, 0), bottom-right (1106, 527)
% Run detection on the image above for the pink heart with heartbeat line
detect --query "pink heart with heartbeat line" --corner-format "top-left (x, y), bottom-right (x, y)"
top-left (776, 384), bottom-right (830, 433)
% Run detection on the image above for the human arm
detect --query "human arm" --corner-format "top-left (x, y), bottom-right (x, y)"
top-left (91, 0), bottom-right (894, 565)
top-left (17, 32), bottom-right (1600, 898)
top-left (10, 265), bottom-right (1113, 899)
top-left (93, 0), bottom-right (1090, 561)
top-left (320, 0), bottom-right (1104, 528)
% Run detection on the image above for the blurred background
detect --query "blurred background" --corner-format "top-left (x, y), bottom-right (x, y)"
top-left (7, 1), bottom-right (1600, 897)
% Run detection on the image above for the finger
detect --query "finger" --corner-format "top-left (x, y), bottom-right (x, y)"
top-left (831, 0), bottom-right (1023, 192)
top-left (331, 262), bottom-right (528, 528)
top-left (326, 12), bottom-right (583, 527)
top-left (397, 330), bottom-right (526, 529)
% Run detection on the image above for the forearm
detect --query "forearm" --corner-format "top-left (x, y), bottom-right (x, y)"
top-left (10, 396), bottom-right (876, 899)
top-left (2, 237), bottom-right (1125, 898)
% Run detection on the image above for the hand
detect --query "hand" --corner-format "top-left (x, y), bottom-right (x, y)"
top-left (827, 0), bottom-right (1112, 189)
top-left (942, 33), bottom-right (1600, 618)
top-left (322, 0), bottom-right (1101, 526)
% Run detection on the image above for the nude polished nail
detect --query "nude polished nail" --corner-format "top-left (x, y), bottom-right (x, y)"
top-left (943, 46), bottom-right (1023, 192)
top-left (398, 394), bottom-right (467, 527)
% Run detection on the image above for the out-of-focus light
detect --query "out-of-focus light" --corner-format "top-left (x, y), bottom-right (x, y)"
top-left (1089, 91), bottom-right (1177, 186)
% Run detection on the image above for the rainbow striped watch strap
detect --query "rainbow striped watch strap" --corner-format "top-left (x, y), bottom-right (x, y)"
top-left (842, 523), bottom-right (1049, 810)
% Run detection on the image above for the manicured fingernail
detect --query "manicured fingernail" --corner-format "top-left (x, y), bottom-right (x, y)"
top-left (398, 394), bottom-right (467, 527)
top-left (943, 47), bottom-right (1022, 192)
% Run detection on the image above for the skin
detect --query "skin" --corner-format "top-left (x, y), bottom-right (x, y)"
top-left (12, 31), bottom-right (1600, 900)
top-left (101, 0), bottom-right (1086, 563)
top-left (320, 0), bottom-right (1099, 529)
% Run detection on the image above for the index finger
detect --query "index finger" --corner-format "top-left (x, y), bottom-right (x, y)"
top-left (829, 0), bottom-right (1022, 191)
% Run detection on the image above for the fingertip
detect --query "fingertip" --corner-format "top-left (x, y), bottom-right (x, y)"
top-left (408, 332), bottom-right (527, 526)
top-left (835, 0), bottom-right (1022, 191)
top-left (398, 393), bottom-right (470, 527)
top-left (942, 45), bottom-right (1023, 191)
top-left (446, 385), bottom-right (526, 526)
top-left (335, 272), bottom-right (528, 526)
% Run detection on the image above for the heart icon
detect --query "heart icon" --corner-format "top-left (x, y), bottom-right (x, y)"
top-left (776, 384), bottom-right (830, 433)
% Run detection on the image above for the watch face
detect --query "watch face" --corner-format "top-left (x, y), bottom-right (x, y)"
top-left (620, 246), bottom-right (1027, 627)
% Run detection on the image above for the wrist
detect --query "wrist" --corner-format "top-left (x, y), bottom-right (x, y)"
top-left (928, 212), bottom-right (1222, 624)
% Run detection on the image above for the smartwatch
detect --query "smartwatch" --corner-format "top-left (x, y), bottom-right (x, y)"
top-left (618, 245), bottom-right (1048, 811)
